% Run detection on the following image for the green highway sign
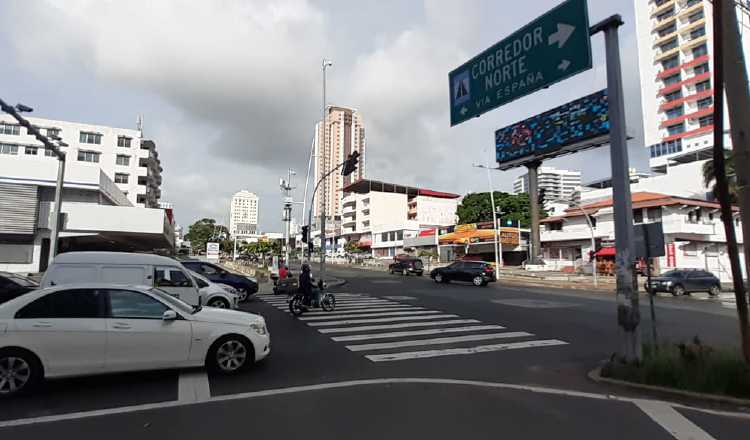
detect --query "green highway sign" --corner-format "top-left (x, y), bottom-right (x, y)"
top-left (449, 0), bottom-right (592, 126)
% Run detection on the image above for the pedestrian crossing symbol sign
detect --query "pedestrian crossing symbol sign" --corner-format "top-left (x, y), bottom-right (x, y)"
top-left (452, 70), bottom-right (470, 106)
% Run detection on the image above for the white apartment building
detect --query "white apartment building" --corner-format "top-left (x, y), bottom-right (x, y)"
top-left (314, 106), bottom-right (365, 219)
top-left (0, 116), bottom-right (171, 274)
top-left (229, 190), bottom-right (259, 236)
top-left (540, 191), bottom-right (745, 282)
top-left (336, 179), bottom-right (459, 258)
top-left (634, 0), bottom-right (750, 173)
top-left (513, 166), bottom-right (581, 205)
top-left (0, 116), bottom-right (162, 207)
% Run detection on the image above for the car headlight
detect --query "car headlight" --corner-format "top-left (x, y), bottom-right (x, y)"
top-left (663, 281), bottom-right (672, 286)
top-left (250, 320), bottom-right (267, 335)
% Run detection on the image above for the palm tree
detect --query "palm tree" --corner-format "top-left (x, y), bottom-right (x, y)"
top-left (702, 150), bottom-right (737, 203)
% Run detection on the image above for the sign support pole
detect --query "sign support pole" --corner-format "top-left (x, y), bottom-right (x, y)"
top-left (526, 160), bottom-right (541, 265)
top-left (592, 15), bottom-right (641, 362)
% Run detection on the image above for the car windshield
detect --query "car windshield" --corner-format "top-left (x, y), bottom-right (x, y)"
top-left (661, 270), bottom-right (682, 277)
top-left (149, 288), bottom-right (196, 314)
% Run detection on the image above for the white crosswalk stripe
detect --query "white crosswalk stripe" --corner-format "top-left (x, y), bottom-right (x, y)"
top-left (258, 293), bottom-right (568, 363)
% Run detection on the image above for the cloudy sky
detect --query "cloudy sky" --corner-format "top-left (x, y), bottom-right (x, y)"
top-left (0, 0), bottom-right (648, 232)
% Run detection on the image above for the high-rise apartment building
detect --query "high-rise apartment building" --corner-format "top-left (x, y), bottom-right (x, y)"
top-left (314, 106), bottom-right (365, 219)
top-left (229, 190), bottom-right (259, 236)
top-left (634, 0), bottom-right (750, 173)
top-left (513, 167), bottom-right (581, 204)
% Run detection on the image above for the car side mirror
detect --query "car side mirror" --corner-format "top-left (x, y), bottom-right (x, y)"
top-left (163, 310), bottom-right (178, 321)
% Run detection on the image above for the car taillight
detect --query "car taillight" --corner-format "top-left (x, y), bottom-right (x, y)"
top-left (484, 267), bottom-right (493, 273)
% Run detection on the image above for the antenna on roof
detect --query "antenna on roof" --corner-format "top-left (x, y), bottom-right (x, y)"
top-left (136, 114), bottom-right (144, 136)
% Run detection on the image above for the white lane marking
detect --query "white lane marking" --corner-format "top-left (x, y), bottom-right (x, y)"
top-left (492, 299), bottom-right (580, 309)
top-left (317, 319), bottom-right (482, 334)
top-left (299, 311), bottom-right (441, 321)
top-left (382, 295), bottom-right (417, 300)
top-left (366, 339), bottom-right (568, 362)
top-left (315, 304), bottom-right (414, 311)
top-left (635, 400), bottom-right (717, 440)
top-left (177, 370), bottom-right (211, 403)
top-left (331, 325), bottom-right (506, 341)
top-left (2, 377), bottom-right (748, 429)
top-left (301, 306), bottom-right (423, 316)
top-left (307, 314), bottom-right (460, 327)
top-left (347, 332), bottom-right (532, 352)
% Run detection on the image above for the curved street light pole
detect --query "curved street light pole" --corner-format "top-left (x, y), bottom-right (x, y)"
top-left (554, 198), bottom-right (598, 288)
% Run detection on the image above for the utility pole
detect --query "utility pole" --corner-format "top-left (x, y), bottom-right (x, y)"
top-left (280, 169), bottom-right (296, 266)
top-left (319, 59), bottom-right (333, 281)
top-left (473, 163), bottom-right (503, 278)
top-left (591, 15), bottom-right (640, 362)
top-left (0, 99), bottom-right (67, 265)
top-left (716, 0), bottom-right (750, 363)
top-left (526, 160), bottom-right (542, 265)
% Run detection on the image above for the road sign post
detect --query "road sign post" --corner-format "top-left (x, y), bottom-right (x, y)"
top-left (449, 0), bottom-right (591, 126)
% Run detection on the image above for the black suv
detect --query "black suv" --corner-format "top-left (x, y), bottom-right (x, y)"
top-left (0, 272), bottom-right (38, 304)
top-left (430, 261), bottom-right (496, 287)
top-left (181, 260), bottom-right (258, 302)
top-left (389, 258), bottom-right (424, 276)
top-left (645, 269), bottom-right (721, 296)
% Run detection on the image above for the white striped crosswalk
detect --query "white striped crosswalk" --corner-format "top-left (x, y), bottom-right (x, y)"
top-left (257, 292), bottom-right (568, 362)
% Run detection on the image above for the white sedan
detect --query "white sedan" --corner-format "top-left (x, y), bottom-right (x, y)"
top-left (0, 283), bottom-right (270, 397)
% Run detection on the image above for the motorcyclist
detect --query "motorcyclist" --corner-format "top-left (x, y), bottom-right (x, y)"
top-left (299, 263), bottom-right (314, 306)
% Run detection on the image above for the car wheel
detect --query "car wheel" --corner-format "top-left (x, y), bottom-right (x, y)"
top-left (417, 272), bottom-right (423, 277)
top-left (207, 336), bottom-right (253, 374)
top-left (472, 276), bottom-right (484, 287)
top-left (708, 284), bottom-right (721, 297)
top-left (671, 284), bottom-right (686, 296)
top-left (0, 349), bottom-right (41, 397)
top-left (207, 297), bottom-right (230, 308)
top-left (236, 288), bottom-right (249, 303)
top-left (434, 273), bottom-right (443, 283)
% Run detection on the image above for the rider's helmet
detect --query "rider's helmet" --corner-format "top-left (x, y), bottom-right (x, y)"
top-left (301, 263), bottom-right (310, 272)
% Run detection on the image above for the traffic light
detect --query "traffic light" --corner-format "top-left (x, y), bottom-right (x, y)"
top-left (301, 225), bottom-right (309, 243)
top-left (341, 151), bottom-right (360, 176)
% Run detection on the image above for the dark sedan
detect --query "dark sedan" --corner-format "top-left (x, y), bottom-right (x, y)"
top-left (181, 260), bottom-right (258, 302)
top-left (389, 258), bottom-right (424, 276)
top-left (0, 272), bottom-right (39, 304)
top-left (645, 269), bottom-right (721, 296)
top-left (430, 261), bottom-right (496, 287)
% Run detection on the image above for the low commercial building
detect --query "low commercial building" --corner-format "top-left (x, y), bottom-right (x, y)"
top-left (336, 179), bottom-right (459, 258)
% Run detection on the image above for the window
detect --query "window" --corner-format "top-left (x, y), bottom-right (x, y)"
top-left (79, 131), bottom-right (102, 144)
top-left (692, 43), bottom-right (708, 58)
top-left (154, 267), bottom-right (194, 288)
top-left (662, 73), bottom-right (681, 86)
top-left (24, 146), bottom-right (38, 155)
top-left (108, 290), bottom-right (168, 319)
top-left (0, 122), bottom-right (20, 135)
top-left (656, 9), bottom-right (674, 22)
top-left (688, 10), bottom-right (705, 23)
top-left (665, 106), bottom-right (684, 119)
top-left (200, 264), bottom-right (218, 275)
top-left (657, 22), bottom-right (676, 37)
top-left (117, 136), bottom-right (132, 148)
top-left (697, 96), bottom-right (713, 109)
top-left (664, 90), bottom-right (682, 102)
top-left (695, 80), bottom-right (711, 92)
top-left (389, 231), bottom-right (397, 241)
top-left (396, 231), bottom-right (403, 241)
top-left (693, 63), bottom-right (709, 75)
top-left (667, 123), bottom-right (685, 135)
top-left (661, 55), bottom-right (679, 70)
top-left (686, 0), bottom-right (701, 7)
top-left (44, 148), bottom-right (57, 157)
top-left (116, 155), bottom-right (131, 166)
top-left (15, 289), bottom-right (104, 319)
top-left (382, 232), bottom-right (388, 242)
top-left (659, 38), bottom-right (678, 52)
top-left (546, 221), bottom-right (563, 231)
top-left (633, 209), bottom-right (644, 224)
top-left (77, 150), bottom-right (100, 163)
top-left (114, 173), bottom-right (129, 184)
top-left (0, 143), bottom-right (19, 155)
top-left (647, 207), bottom-right (663, 222)
top-left (690, 27), bottom-right (706, 40)
top-left (47, 127), bottom-right (60, 138)
top-left (698, 115), bottom-right (713, 127)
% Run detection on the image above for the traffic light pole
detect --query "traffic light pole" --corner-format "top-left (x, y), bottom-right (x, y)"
top-left (307, 161), bottom-right (346, 259)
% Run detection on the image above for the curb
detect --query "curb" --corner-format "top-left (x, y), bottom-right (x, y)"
top-left (588, 366), bottom-right (750, 407)
top-left (325, 278), bottom-right (347, 288)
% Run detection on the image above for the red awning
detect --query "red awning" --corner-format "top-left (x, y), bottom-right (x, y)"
top-left (594, 247), bottom-right (616, 257)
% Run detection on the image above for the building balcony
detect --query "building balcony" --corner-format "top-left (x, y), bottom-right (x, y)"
top-left (541, 228), bottom-right (606, 243)
top-left (656, 54), bottom-right (709, 79)
top-left (342, 218), bottom-right (356, 227)
top-left (661, 219), bottom-right (716, 235)
top-left (343, 210), bottom-right (356, 219)
top-left (653, 31), bottom-right (678, 48)
top-left (652, 15), bottom-right (677, 34)
top-left (654, 46), bottom-right (680, 63)
top-left (657, 72), bottom-right (710, 96)
top-left (679, 35), bottom-right (708, 52)
top-left (659, 106), bottom-right (713, 128)
top-left (675, 1), bottom-right (702, 20)
top-left (659, 89), bottom-right (712, 111)
top-left (650, 0), bottom-right (675, 17)
top-left (677, 17), bottom-right (705, 36)
top-left (662, 124), bottom-right (713, 142)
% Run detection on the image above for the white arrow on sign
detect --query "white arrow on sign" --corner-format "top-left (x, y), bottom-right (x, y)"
top-left (558, 59), bottom-right (571, 71)
top-left (460, 106), bottom-right (468, 116)
top-left (548, 23), bottom-right (576, 49)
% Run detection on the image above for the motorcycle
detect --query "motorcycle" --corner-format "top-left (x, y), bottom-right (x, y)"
top-left (288, 280), bottom-right (336, 316)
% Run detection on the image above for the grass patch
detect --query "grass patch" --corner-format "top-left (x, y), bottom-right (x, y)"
top-left (601, 337), bottom-right (750, 399)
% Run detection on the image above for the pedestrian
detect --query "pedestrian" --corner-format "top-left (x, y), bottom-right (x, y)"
top-left (279, 265), bottom-right (288, 280)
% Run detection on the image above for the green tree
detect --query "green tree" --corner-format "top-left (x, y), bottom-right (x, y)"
top-left (184, 218), bottom-right (229, 254)
top-left (456, 192), bottom-right (541, 227)
top-left (345, 240), bottom-right (366, 254)
top-left (703, 151), bottom-right (737, 203)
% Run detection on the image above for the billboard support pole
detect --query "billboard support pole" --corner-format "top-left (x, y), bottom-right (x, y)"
top-left (526, 160), bottom-right (542, 265)
top-left (592, 15), bottom-right (641, 362)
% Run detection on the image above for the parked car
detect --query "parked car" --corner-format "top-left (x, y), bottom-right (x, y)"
top-left (645, 269), bottom-right (721, 296)
top-left (41, 252), bottom-right (205, 307)
top-left (0, 272), bottom-right (39, 305)
top-left (187, 270), bottom-right (239, 309)
top-left (181, 260), bottom-right (258, 302)
top-left (389, 257), bottom-right (424, 276)
top-left (430, 261), bottom-right (496, 287)
top-left (0, 283), bottom-right (270, 397)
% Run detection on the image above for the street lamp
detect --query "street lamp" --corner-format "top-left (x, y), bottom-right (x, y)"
top-left (319, 58), bottom-right (333, 281)
top-left (551, 198), bottom-right (598, 288)
top-left (472, 163), bottom-right (502, 280)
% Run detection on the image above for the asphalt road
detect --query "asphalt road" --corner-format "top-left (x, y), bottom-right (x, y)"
top-left (1, 264), bottom-right (749, 439)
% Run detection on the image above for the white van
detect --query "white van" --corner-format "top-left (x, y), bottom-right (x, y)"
top-left (40, 252), bottom-right (229, 307)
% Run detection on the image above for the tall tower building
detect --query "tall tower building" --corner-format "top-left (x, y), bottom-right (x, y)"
top-left (513, 166), bottom-right (582, 205)
top-left (634, 0), bottom-right (750, 173)
top-left (314, 106), bottom-right (365, 219)
top-left (229, 190), bottom-right (258, 236)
